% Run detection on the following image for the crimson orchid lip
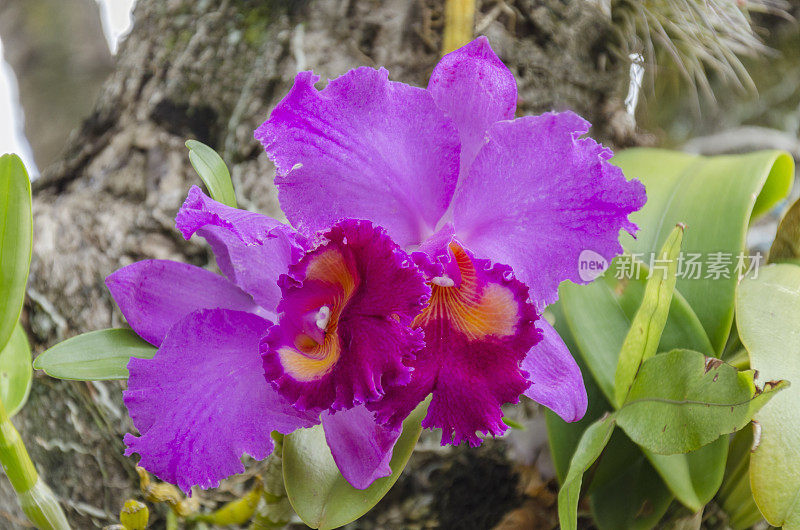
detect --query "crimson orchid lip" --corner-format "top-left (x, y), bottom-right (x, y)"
top-left (262, 219), bottom-right (429, 413)
top-left (370, 242), bottom-right (540, 447)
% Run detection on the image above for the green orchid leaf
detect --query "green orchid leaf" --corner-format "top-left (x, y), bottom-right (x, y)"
top-left (605, 226), bottom-right (725, 512)
top-left (283, 399), bottom-right (427, 530)
top-left (0, 154), bottom-right (32, 353)
top-left (736, 264), bottom-right (800, 529)
top-left (185, 140), bottom-right (237, 208)
top-left (644, 436), bottom-right (728, 512)
top-left (612, 148), bottom-right (794, 354)
top-left (588, 430), bottom-right (673, 529)
top-left (557, 413), bottom-right (616, 530)
top-left (559, 280), bottom-right (627, 402)
top-left (718, 429), bottom-right (763, 530)
top-left (614, 224), bottom-right (684, 407)
top-left (560, 254), bottom-right (712, 405)
top-left (0, 323), bottom-right (33, 417)
top-left (33, 329), bottom-right (156, 380)
top-left (615, 349), bottom-right (786, 455)
top-left (589, 463), bottom-right (672, 530)
top-left (553, 287), bottom-right (719, 513)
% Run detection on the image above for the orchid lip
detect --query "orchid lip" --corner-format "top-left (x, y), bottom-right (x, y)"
top-left (263, 219), bottom-right (429, 412)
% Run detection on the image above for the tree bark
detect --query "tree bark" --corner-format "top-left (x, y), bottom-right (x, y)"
top-left (12, 0), bottom-right (636, 527)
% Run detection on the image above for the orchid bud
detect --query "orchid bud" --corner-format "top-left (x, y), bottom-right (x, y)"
top-left (119, 499), bottom-right (148, 530)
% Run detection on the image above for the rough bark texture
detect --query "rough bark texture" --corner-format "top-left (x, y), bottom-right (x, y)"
top-left (10, 0), bottom-right (636, 527)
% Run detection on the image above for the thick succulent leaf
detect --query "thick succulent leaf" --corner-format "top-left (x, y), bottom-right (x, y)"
top-left (557, 413), bottom-right (616, 530)
top-left (33, 329), bottom-right (156, 380)
top-left (0, 154), bottom-right (32, 352)
top-left (616, 349), bottom-right (786, 454)
top-left (0, 323), bottom-right (32, 417)
top-left (614, 225), bottom-right (683, 407)
top-left (736, 264), bottom-right (800, 529)
top-left (186, 140), bottom-right (237, 208)
top-left (283, 400), bottom-right (427, 530)
top-left (612, 148), bottom-right (794, 354)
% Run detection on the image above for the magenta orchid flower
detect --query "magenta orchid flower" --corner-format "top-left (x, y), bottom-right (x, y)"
top-left (256, 37), bottom-right (646, 447)
top-left (108, 188), bottom-right (429, 492)
top-left (108, 36), bottom-right (645, 497)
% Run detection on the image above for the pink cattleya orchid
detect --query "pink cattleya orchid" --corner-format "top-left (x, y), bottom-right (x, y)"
top-left (109, 37), bottom-right (645, 495)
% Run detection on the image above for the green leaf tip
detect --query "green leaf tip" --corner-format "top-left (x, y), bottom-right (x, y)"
top-left (769, 194), bottom-right (800, 263)
top-left (185, 139), bottom-right (237, 208)
top-left (501, 417), bottom-right (525, 430)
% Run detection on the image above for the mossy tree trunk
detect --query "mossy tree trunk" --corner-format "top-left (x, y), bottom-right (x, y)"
top-left (9, 0), bottom-right (636, 526)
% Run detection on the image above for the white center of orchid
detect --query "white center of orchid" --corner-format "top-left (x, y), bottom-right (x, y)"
top-left (431, 275), bottom-right (455, 288)
top-left (315, 306), bottom-right (331, 331)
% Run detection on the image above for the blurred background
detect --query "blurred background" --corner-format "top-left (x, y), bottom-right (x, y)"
top-left (0, 0), bottom-right (798, 528)
top-left (0, 0), bottom-right (135, 175)
top-left (2, 1), bottom-right (798, 178)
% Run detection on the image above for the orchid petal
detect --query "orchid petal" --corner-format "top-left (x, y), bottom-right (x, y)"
top-left (428, 36), bottom-right (517, 179)
top-left (322, 405), bottom-right (400, 490)
top-left (176, 186), bottom-right (306, 312)
top-left (123, 309), bottom-right (317, 494)
top-left (263, 220), bottom-right (429, 412)
top-left (522, 318), bottom-right (587, 422)
top-left (452, 112), bottom-right (646, 310)
top-left (106, 259), bottom-right (262, 346)
top-left (372, 244), bottom-right (540, 447)
top-left (256, 68), bottom-right (460, 248)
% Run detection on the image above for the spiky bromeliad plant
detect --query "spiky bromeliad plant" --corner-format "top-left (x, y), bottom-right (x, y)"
top-left (607, 0), bottom-right (789, 98)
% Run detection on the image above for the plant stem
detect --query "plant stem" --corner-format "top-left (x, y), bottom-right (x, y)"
top-left (0, 398), bottom-right (70, 529)
top-left (442, 0), bottom-right (475, 55)
top-left (166, 508), bottom-right (178, 530)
